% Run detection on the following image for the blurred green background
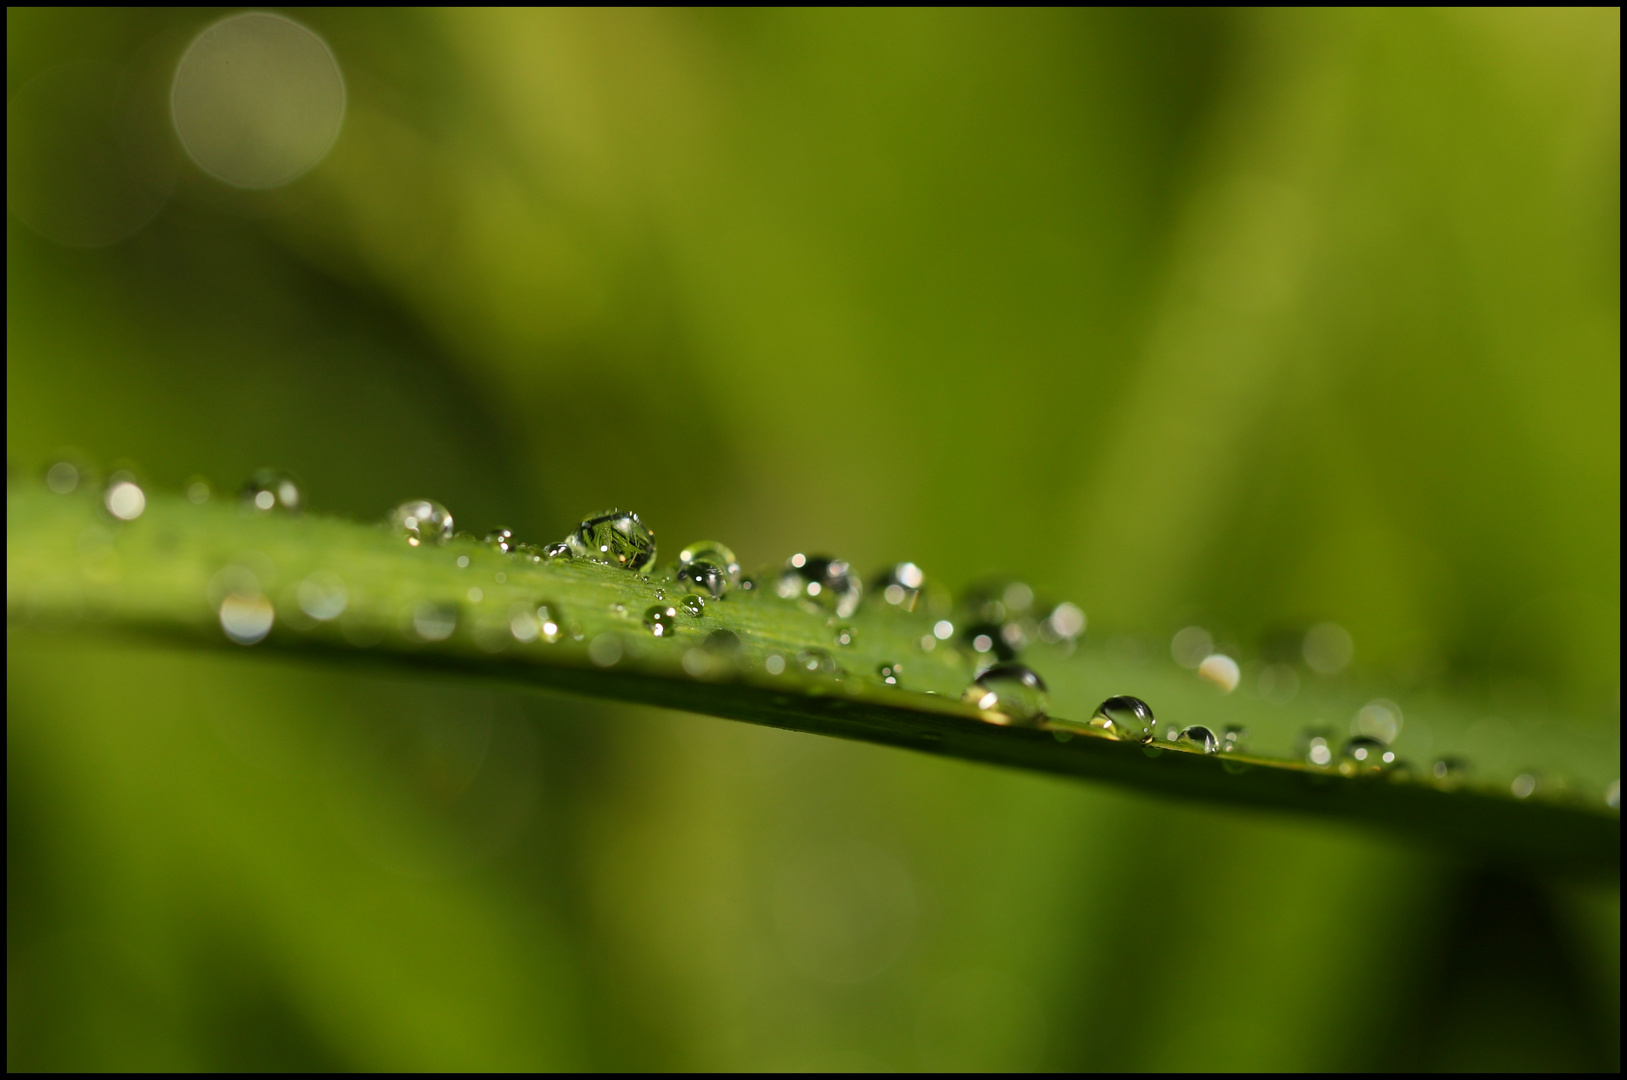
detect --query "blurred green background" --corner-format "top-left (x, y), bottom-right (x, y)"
top-left (7, 7), bottom-right (1619, 1070)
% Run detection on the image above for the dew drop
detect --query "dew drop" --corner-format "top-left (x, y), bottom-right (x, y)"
top-left (485, 528), bottom-right (516, 554)
top-left (704, 628), bottom-right (742, 654)
top-left (834, 625), bottom-right (854, 647)
top-left (878, 662), bottom-right (902, 686)
top-left (680, 594), bottom-right (706, 617)
top-left (1339, 735), bottom-right (1396, 776)
top-left (565, 509), bottom-right (656, 571)
top-left (962, 663), bottom-right (1049, 725)
top-left (777, 554), bottom-right (863, 617)
top-left (103, 473), bottom-right (146, 521)
top-left (1088, 695), bottom-right (1154, 743)
top-left (1352, 699), bottom-right (1402, 744)
top-left (411, 601), bottom-right (457, 642)
top-left (1221, 725), bottom-right (1249, 753)
top-left (678, 540), bottom-right (740, 597)
top-left (241, 468), bottom-right (303, 513)
top-left (1175, 724), bottom-right (1219, 754)
top-left (1299, 728), bottom-right (1335, 768)
top-left (873, 561), bottom-right (925, 610)
top-left (644, 605), bottom-right (680, 637)
top-left (296, 572), bottom-right (347, 621)
top-left (390, 499), bottom-right (453, 547)
top-left (543, 541), bottom-right (570, 558)
top-left (536, 604), bottom-right (563, 643)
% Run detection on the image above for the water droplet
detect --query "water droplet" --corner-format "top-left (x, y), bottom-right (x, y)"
top-left (296, 572), bottom-right (347, 621)
top-left (412, 601), bottom-right (457, 641)
top-left (1430, 757), bottom-right (1469, 785)
top-left (589, 633), bottom-right (624, 667)
top-left (1299, 728), bottom-right (1335, 768)
top-left (874, 561), bottom-right (926, 610)
top-left (878, 662), bottom-right (902, 686)
top-left (1339, 736), bottom-right (1396, 776)
top-left (678, 540), bottom-right (740, 597)
top-left (241, 468), bottom-right (302, 513)
top-left (1088, 695), bottom-right (1154, 743)
top-left (1352, 699), bottom-right (1402, 744)
top-left (1197, 654), bottom-right (1240, 694)
top-left (103, 473), bottom-right (146, 521)
top-left (777, 554), bottom-right (863, 617)
top-left (1303, 622), bottom-right (1354, 674)
top-left (536, 604), bottom-right (562, 643)
top-left (704, 628), bottom-right (741, 654)
top-left (644, 605), bottom-right (680, 637)
top-left (1039, 601), bottom-right (1086, 645)
top-left (1170, 626), bottom-right (1213, 669)
top-left (834, 625), bottom-right (854, 647)
top-left (963, 663), bottom-right (1049, 725)
top-left (764, 653), bottom-right (787, 675)
top-left (485, 528), bottom-right (516, 554)
top-left (1175, 725), bottom-right (1219, 753)
top-left (566, 509), bottom-right (656, 571)
top-left (543, 541), bottom-right (570, 558)
top-left (45, 459), bottom-right (83, 494)
top-left (795, 648), bottom-right (838, 676)
top-left (390, 499), bottom-right (453, 547)
top-left (680, 594), bottom-right (706, 617)
top-left (1511, 773), bottom-right (1536, 799)
top-left (185, 476), bottom-right (212, 504)
top-left (1221, 725), bottom-right (1249, 753)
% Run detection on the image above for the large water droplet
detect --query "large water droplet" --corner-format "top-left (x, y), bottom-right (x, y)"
top-left (677, 540), bottom-right (740, 597)
top-left (777, 554), bottom-right (862, 617)
top-left (1175, 725), bottom-right (1218, 754)
top-left (241, 468), bottom-right (303, 513)
top-left (390, 499), bottom-right (453, 547)
top-left (103, 472), bottom-right (146, 521)
top-left (566, 509), bottom-right (656, 571)
top-left (1339, 735), bottom-right (1396, 776)
top-left (1089, 695), bottom-right (1154, 743)
top-left (874, 561), bottom-right (926, 610)
top-left (963, 663), bottom-right (1049, 725)
top-left (485, 528), bottom-right (516, 554)
top-left (644, 605), bottom-right (679, 637)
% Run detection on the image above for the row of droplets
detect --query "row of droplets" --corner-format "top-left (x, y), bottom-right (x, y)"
top-left (39, 466), bottom-right (1619, 808)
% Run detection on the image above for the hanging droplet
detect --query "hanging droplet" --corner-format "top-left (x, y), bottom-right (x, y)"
top-left (680, 594), bottom-right (706, 617)
top-left (1175, 725), bottom-right (1219, 754)
top-left (776, 554), bottom-right (862, 617)
top-left (877, 662), bottom-right (902, 686)
top-left (962, 663), bottom-right (1049, 725)
top-left (1088, 695), bottom-right (1155, 743)
top-left (102, 472), bottom-right (146, 521)
top-left (677, 540), bottom-right (740, 597)
top-left (873, 561), bottom-right (926, 610)
top-left (644, 605), bottom-right (680, 637)
top-left (834, 625), bottom-right (855, 647)
top-left (241, 468), bottom-right (303, 514)
top-left (1429, 757), bottom-right (1469, 786)
top-left (1339, 735), bottom-right (1396, 776)
top-left (390, 499), bottom-right (453, 547)
top-left (485, 528), bottom-right (516, 554)
top-left (566, 509), bottom-right (656, 571)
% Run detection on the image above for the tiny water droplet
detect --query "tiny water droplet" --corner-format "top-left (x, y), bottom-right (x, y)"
top-left (678, 541), bottom-right (740, 597)
top-left (1088, 695), bottom-right (1155, 743)
top-left (777, 555), bottom-right (863, 617)
top-left (609, 602), bottom-right (627, 616)
top-left (390, 499), bottom-right (453, 547)
top-left (411, 601), bottom-right (458, 641)
top-left (296, 572), bottom-right (347, 622)
top-left (103, 473), bottom-right (146, 521)
top-left (1197, 654), bottom-right (1240, 694)
top-left (963, 663), bottom-right (1049, 724)
top-left (873, 561), bottom-right (925, 610)
top-left (1221, 725), bottom-right (1249, 753)
top-left (644, 605), bottom-right (680, 637)
top-left (485, 528), bottom-right (516, 553)
top-left (1175, 725), bottom-right (1219, 754)
top-left (566, 509), bottom-right (656, 571)
top-left (834, 625), bottom-right (854, 647)
top-left (878, 662), bottom-right (902, 685)
top-left (703, 628), bottom-right (741, 654)
top-left (241, 468), bottom-right (302, 514)
top-left (1339, 735), bottom-right (1396, 776)
top-left (544, 541), bottom-right (570, 558)
top-left (680, 594), bottom-right (706, 617)
top-left (795, 647), bottom-right (838, 676)
top-left (653, 588), bottom-right (666, 600)
top-left (1430, 757), bottom-right (1469, 785)
top-left (1298, 727), bottom-right (1336, 767)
